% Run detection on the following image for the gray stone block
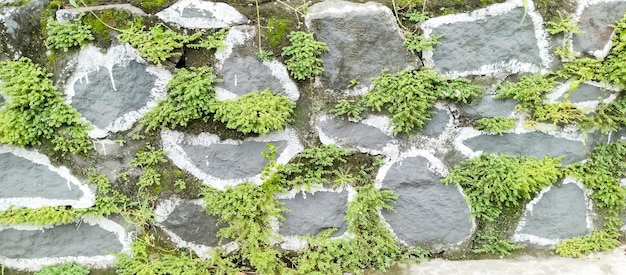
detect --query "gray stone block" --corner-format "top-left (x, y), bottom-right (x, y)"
top-left (279, 191), bottom-right (348, 237)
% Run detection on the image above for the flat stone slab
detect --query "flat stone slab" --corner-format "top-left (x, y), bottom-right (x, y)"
top-left (423, 1), bottom-right (549, 76)
top-left (162, 129), bottom-right (303, 189)
top-left (514, 182), bottom-right (590, 245)
top-left (55, 4), bottom-right (147, 22)
top-left (156, 0), bottom-right (247, 29)
top-left (317, 115), bottom-right (394, 155)
top-left (215, 26), bottom-right (299, 101)
top-left (460, 95), bottom-right (517, 118)
top-left (66, 44), bottom-right (170, 138)
top-left (422, 107), bottom-right (451, 138)
top-left (279, 190), bottom-right (348, 237)
top-left (305, 0), bottom-right (415, 91)
top-left (0, 218), bottom-right (131, 271)
top-left (0, 146), bottom-right (94, 210)
top-left (379, 153), bottom-right (473, 249)
top-left (461, 131), bottom-right (586, 165)
top-left (556, 82), bottom-right (614, 103)
top-left (573, 0), bottom-right (626, 58)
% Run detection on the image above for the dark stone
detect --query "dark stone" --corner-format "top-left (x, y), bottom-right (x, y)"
top-left (318, 117), bottom-right (391, 150)
top-left (217, 54), bottom-right (286, 96)
top-left (182, 7), bottom-right (214, 19)
top-left (0, 0), bottom-right (48, 61)
top-left (517, 183), bottom-right (588, 241)
top-left (557, 83), bottom-right (613, 103)
top-left (463, 132), bottom-right (586, 165)
top-left (573, 1), bottom-right (626, 56)
top-left (381, 156), bottom-right (473, 248)
top-left (0, 153), bottom-right (84, 200)
top-left (160, 200), bottom-right (224, 247)
top-left (181, 141), bottom-right (285, 180)
top-left (0, 223), bottom-right (123, 258)
top-left (461, 96), bottom-right (517, 118)
top-left (72, 61), bottom-right (156, 129)
top-left (431, 8), bottom-right (541, 73)
top-left (422, 108), bottom-right (450, 138)
top-left (306, 1), bottom-right (416, 90)
top-left (279, 191), bottom-right (348, 237)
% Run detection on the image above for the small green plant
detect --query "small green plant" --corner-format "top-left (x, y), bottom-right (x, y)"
top-left (555, 43), bottom-right (577, 60)
top-left (279, 144), bottom-right (352, 189)
top-left (405, 11), bottom-right (430, 23)
top-left (403, 33), bottom-right (443, 53)
top-left (187, 27), bottom-right (229, 51)
top-left (348, 78), bottom-right (360, 88)
top-left (130, 145), bottom-right (168, 168)
top-left (35, 262), bottom-right (89, 275)
top-left (534, 101), bottom-right (587, 126)
top-left (0, 206), bottom-right (79, 225)
top-left (282, 31), bottom-right (329, 80)
top-left (495, 74), bottom-right (557, 109)
top-left (555, 229), bottom-right (621, 257)
top-left (586, 97), bottom-right (626, 133)
top-left (475, 117), bottom-right (515, 135)
top-left (473, 231), bottom-right (523, 256)
top-left (45, 17), bottom-right (94, 52)
top-left (546, 11), bottom-right (584, 35)
top-left (118, 24), bottom-right (200, 65)
top-left (256, 49), bottom-right (274, 62)
top-left (174, 179), bottom-right (186, 190)
top-left (267, 17), bottom-right (290, 48)
top-left (331, 99), bottom-right (365, 120)
top-left (212, 89), bottom-right (295, 135)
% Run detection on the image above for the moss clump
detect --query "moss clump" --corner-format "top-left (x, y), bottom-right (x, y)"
top-left (475, 117), bottom-right (515, 135)
top-left (81, 9), bottom-right (137, 45)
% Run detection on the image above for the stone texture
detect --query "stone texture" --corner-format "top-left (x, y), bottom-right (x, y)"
top-left (217, 54), bottom-right (288, 97)
top-left (279, 191), bottom-right (348, 237)
top-left (515, 183), bottom-right (589, 242)
top-left (557, 83), bottom-right (613, 103)
top-left (156, 0), bottom-right (247, 29)
top-left (72, 60), bottom-right (156, 129)
top-left (381, 156), bottom-right (473, 249)
top-left (460, 95), bottom-right (517, 118)
top-left (573, 1), bottom-right (626, 57)
top-left (55, 4), bottom-right (147, 22)
top-left (422, 108), bottom-right (450, 138)
top-left (306, 0), bottom-right (416, 90)
top-left (429, 7), bottom-right (541, 73)
top-left (317, 116), bottom-right (392, 151)
top-left (0, 152), bottom-right (84, 200)
top-left (0, 0), bottom-right (47, 59)
top-left (0, 223), bottom-right (123, 258)
top-left (462, 132), bottom-right (586, 165)
top-left (159, 200), bottom-right (223, 247)
top-left (181, 141), bottom-right (285, 180)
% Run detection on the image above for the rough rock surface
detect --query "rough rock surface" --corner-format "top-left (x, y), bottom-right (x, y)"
top-left (305, 0), bottom-right (416, 90)
top-left (0, 152), bottom-right (83, 200)
top-left (0, 0), bottom-right (47, 59)
top-left (427, 7), bottom-right (542, 74)
top-left (462, 132), bottom-right (586, 165)
top-left (422, 108), bottom-right (450, 138)
top-left (159, 200), bottom-right (223, 247)
top-left (460, 95), bottom-right (517, 118)
top-left (557, 83), bottom-right (613, 103)
top-left (317, 116), bottom-right (392, 151)
top-left (380, 156), bottom-right (473, 249)
top-left (573, 1), bottom-right (626, 57)
top-left (0, 223), bottom-right (123, 258)
top-left (156, 0), bottom-right (248, 29)
top-left (72, 60), bottom-right (157, 129)
top-left (279, 191), bottom-right (348, 237)
top-left (515, 183), bottom-right (589, 244)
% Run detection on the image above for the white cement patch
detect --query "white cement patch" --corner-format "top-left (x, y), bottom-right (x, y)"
top-left (156, 0), bottom-right (247, 29)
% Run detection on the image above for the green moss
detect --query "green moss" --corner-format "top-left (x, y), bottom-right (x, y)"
top-left (267, 17), bottom-right (290, 48)
top-left (81, 9), bottom-right (137, 45)
top-left (36, 262), bottom-right (89, 275)
top-left (475, 117), bottom-right (515, 135)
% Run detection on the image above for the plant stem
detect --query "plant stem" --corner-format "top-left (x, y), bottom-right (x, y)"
top-left (255, 0), bottom-right (263, 54)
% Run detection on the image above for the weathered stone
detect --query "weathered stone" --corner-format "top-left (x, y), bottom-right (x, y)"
top-left (305, 0), bottom-right (416, 90)
top-left (460, 95), bottom-right (517, 118)
top-left (56, 4), bottom-right (147, 22)
top-left (462, 132), bottom-right (586, 165)
top-left (0, 0), bottom-right (47, 59)
top-left (72, 60), bottom-right (157, 129)
top-left (557, 83), bottom-right (613, 103)
top-left (317, 116), bottom-right (392, 151)
top-left (279, 191), bottom-right (348, 237)
top-left (426, 5), bottom-right (544, 74)
top-left (381, 156), bottom-right (473, 249)
top-left (156, 0), bottom-right (248, 29)
top-left (159, 200), bottom-right (223, 247)
top-left (422, 108), bottom-right (450, 138)
top-left (573, 1), bottom-right (626, 58)
top-left (0, 222), bottom-right (123, 258)
top-left (514, 183), bottom-right (589, 244)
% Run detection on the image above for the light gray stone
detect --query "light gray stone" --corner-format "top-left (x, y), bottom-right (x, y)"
top-left (430, 8), bottom-right (541, 73)
top-left (156, 0), bottom-right (247, 29)
top-left (55, 4), bottom-right (147, 22)
top-left (516, 183), bottom-right (589, 242)
top-left (461, 95), bottom-right (517, 118)
top-left (181, 141), bottom-right (285, 180)
top-left (422, 108), bottom-right (450, 138)
top-left (217, 54), bottom-right (287, 96)
top-left (72, 60), bottom-right (157, 129)
top-left (0, 0), bottom-right (47, 59)
top-left (462, 132), bottom-right (586, 165)
top-left (305, 0), bottom-right (416, 90)
top-left (573, 1), bottom-right (626, 57)
top-left (160, 200), bottom-right (223, 247)
top-left (381, 156), bottom-right (473, 249)
top-left (0, 152), bottom-right (84, 200)
top-left (317, 116), bottom-right (392, 151)
top-left (279, 191), bottom-right (348, 237)
top-left (557, 83), bottom-right (613, 103)
top-left (0, 223), bottom-right (123, 258)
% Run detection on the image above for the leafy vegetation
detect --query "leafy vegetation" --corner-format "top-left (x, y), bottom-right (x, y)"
top-left (586, 96), bottom-right (626, 133)
top-left (0, 58), bottom-right (92, 155)
top-left (546, 11), bottom-right (584, 35)
top-left (279, 144), bottom-right (352, 189)
top-left (534, 101), bottom-right (587, 126)
top-left (35, 262), bottom-right (89, 275)
top-left (495, 74), bottom-right (556, 109)
top-left (475, 117), bottom-right (515, 135)
top-left (330, 99), bottom-right (366, 120)
top-left (403, 33), bottom-right (443, 53)
top-left (212, 89), bottom-right (295, 135)
top-left (472, 230), bottom-right (522, 256)
top-left (281, 31), bottom-right (329, 80)
top-left (45, 17), bottom-right (94, 52)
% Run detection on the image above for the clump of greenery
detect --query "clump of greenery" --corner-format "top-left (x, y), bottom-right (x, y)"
top-left (45, 17), bottom-right (94, 52)
top-left (266, 17), bottom-right (290, 48)
top-left (554, 42), bottom-right (577, 60)
top-left (118, 24), bottom-right (199, 65)
top-left (212, 89), bottom-right (295, 135)
top-left (130, 145), bottom-right (168, 190)
top-left (141, 67), bottom-right (221, 132)
top-left (403, 33), bottom-right (443, 53)
top-left (36, 262), bottom-right (89, 275)
top-left (600, 12), bottom-right (626, 88)
top-left (546, 11), bottom-right (584, 35)
top-left (281, 31), bottom-right (329, 80)
top-left (587, 96), bottom-right (626, 133)
top-left (0, 58), bottom-right (92, 155)
top-left (472, 230), bottom-right (523, 256)
top-left (0, 206), bottom-right (79, 225)
top-left (443, 153), bottom-right (562, 222)
top-left (555, 229), bottom-right (621, 257)
top-left (495, 74), bottom-right (557, 109)
top-left (187, 28), bottom-right (229, 51)
top-left (534, 101), bottom-right (587, 126)
top-left (279, 144), bottom-right (352, 189)
top-left (475, 117), bottom-right (515, 135)
top-left (553, 58), bottom-right (603, 90)
top-left (331, 99), bottom-right (365, 120)
top-left (80, 9), bottom-right (137, 44)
